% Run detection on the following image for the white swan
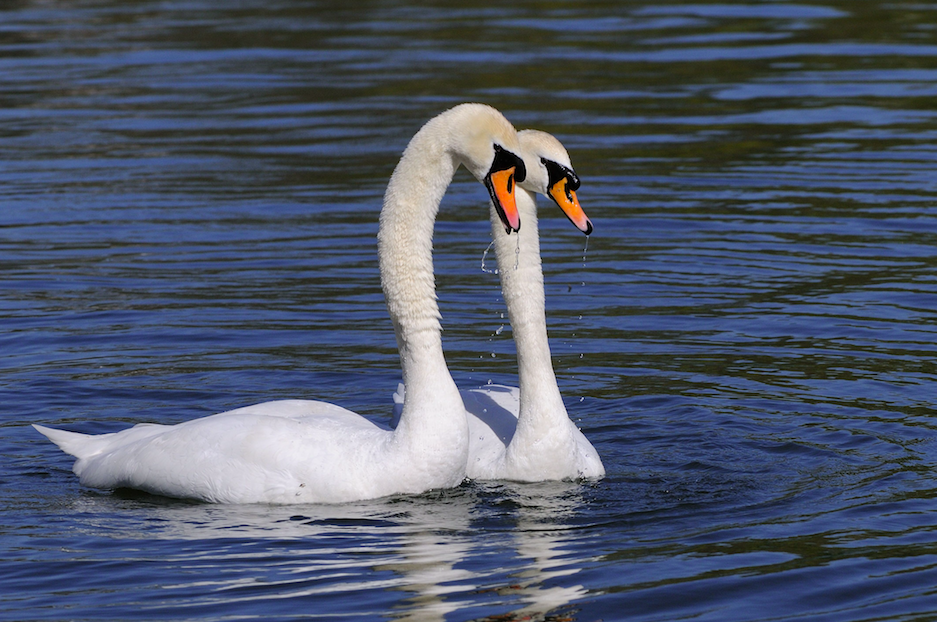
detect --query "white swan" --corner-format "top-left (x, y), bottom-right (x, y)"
top-left (33, 103), bottom-right (528, 504)
top-left (440, 130), bottom-right (605, 481)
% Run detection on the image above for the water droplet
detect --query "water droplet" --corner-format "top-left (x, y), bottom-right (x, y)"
top-left (490, 352), bottom-right (496, 358)
top-left (495, 325), bottom-right (504, 335)
top-left (480, 240), bottom-right (497, 274)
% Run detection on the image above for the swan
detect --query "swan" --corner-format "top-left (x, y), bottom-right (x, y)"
top-left (467, 130), bottom-right (604, 480)
top-left (33, 103), bottom-right (528, 504)
top-left (395, 130), bottom-right (604, 481)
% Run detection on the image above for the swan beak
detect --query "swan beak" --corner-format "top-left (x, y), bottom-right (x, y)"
top-left (486, 166), bottom-right (521, 234)
top-left (549, 177), bottom-right (593, 235)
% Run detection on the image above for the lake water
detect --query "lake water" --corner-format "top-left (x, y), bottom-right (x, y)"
top-left (3, 1), bottom-right (937, 620)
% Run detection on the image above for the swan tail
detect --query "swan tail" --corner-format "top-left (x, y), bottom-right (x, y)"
top-left (33, 424), bottom-right (110, 460)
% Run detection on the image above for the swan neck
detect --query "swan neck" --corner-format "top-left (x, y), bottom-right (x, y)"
top-left (377, 114), bottom-right (466, 441)
top-left (490, 190), bottom-right (567, 423)
top-left (379, 129), bottom-right (458, 356)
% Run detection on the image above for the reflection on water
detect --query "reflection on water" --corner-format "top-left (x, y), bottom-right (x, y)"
top-left (489, 485), bottom-right (590, 622)
top-left (34, 483), bottom-right (595, 621)
top-left (4, 0), bottom-right (937, 620)
top-left (333, 484), bottom-right (591, 622)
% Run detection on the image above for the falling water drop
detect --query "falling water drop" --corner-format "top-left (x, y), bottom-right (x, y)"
top-left (481, 240), bottom-right (498, 274)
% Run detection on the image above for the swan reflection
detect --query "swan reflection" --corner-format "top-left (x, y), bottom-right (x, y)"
top-left (71, 483), bottom-right (593, 619)
top-left (386, 482), bottom-right (592, 621)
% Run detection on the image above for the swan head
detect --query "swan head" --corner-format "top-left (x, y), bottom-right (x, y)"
top-left (517, 129), bottom-right (593, 235)
top-left (440, 104), bottom-right (527, 234)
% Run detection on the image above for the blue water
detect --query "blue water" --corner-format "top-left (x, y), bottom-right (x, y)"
top-left (4, 1), bottom-right (937, 620)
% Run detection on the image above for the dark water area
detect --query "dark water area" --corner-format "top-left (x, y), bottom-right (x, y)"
top-left (3, 1), bottom-right (937, 620)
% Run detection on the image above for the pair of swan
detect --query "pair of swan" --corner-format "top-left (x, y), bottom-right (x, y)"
top-left (34, 104), bottom-right (604, 504)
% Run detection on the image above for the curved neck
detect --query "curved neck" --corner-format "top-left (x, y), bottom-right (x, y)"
top-left (377, 116), bottom-right (464, 436)
top-left (379, 136), bottom-right (455, 366)
top-left (489, 190), bottom-right (568, 428)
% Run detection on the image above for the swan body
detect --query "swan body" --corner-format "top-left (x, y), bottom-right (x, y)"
top-left (464, 130), bottom-right (604, 481)
top-left (34, 103), bottom-right (528, 504)
top-left (35, 401), bottom-right (389, 504)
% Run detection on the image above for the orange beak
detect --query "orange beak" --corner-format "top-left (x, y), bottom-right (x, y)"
top-left (549, 177), bottom-right (592, 235)
top-left (486, 166), bottom-right (521, 234)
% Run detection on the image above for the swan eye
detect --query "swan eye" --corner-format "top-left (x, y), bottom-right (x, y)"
top-left (490, 144), bottom-right (527, 182)
top-left (544, 159), bottom-right (579, 191)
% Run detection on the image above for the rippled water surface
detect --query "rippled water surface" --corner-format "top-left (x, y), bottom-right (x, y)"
top-left (4, 1), bottom-right (937, 620)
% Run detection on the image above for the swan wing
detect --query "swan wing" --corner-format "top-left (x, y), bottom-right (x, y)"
top-left (36, 401), bottom-right (391, 504)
